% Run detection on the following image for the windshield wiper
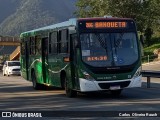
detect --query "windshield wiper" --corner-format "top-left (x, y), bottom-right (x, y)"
top-left (94, 33), bottom-right (108, 52)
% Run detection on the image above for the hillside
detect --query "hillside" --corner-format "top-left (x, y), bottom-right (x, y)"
top-left (0, 0), bottom-right (77, 36)
top-left (0, 0), bottom-right (20, 23)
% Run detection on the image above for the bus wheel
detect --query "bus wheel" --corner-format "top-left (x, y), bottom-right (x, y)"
top-left (110, 89), bottom-right (122, 97)
top-left (65, 77), bottom-right (77, 98)
top-left (32, 71), bottom-right (41, 90)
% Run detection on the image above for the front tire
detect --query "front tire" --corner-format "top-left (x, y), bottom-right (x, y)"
top-left (65, 77), bottom-right (77, 98)
top-left (32, 71), bottom-right (41, 90)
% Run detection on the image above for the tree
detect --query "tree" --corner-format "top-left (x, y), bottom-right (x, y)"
top-left (75, 0), bottom-right (160, 46)
top-left (75, 0), bottom-right (108, 18)
top-left (107, 0), bottom-right (145, 32)
top-left (144, 27), bottom-right (153, 47)
top-left (142, 0), bottom-right (160, 46)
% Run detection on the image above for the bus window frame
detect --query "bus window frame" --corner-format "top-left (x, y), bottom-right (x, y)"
top-left (20, 39), bottom-right (25, 55)
top-left (59, 29), bottom-right (69, 54)
top-left (49, 31), bottom-right (58, 55)
top-left (29, 36), bottom-right (36, 55)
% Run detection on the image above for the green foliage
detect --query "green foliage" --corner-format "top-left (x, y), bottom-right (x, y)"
top-left (76, 0), bottom-right (160, 49)
top-left (75, 0), bottom-right (108, 17)
top-left (142, 43), bottom-right (160, 63)
top-left (76, 0), bottom-right (160, 32)
top-left (144, 43), bottom-right (160, 56)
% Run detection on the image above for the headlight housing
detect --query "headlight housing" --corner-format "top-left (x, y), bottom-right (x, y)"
top-left (81, 70), bottom-right (94, 81)
top-left (133, 67), bottom-right (142, 79)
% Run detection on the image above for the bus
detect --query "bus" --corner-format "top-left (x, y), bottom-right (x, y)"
top-left (20, 17), bottom-right (142, 97)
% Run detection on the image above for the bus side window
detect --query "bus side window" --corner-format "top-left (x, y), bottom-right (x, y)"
top-left (30, 37), bottom-right (36, 55)
top-left (49, 32), bottom-right (58, 54)
top-left (21, 39), bottom-right (25, 55)
top-left (35, 36), bottom-right (41, 55)
top-left (59, 29), bottom-right (68, 53)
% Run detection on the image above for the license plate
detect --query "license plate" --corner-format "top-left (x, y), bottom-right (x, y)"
top-left (110, 86), bottom-right (120, 90)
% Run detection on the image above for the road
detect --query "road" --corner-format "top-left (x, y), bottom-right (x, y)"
top-left (142, 61), bottom-right (160, 71)
top-left (0, 62), bottom-right (160, 119)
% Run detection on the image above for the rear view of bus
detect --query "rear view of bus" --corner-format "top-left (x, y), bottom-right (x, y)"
top-left (74, 17), bottom-right (141, 96)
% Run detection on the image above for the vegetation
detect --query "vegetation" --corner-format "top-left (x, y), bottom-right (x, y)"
top-left (0, 0), bottom-right (76, 36)
top-left (76, 0), bottom-right (160, 46)
top-left (144, 43), bottom-right (160, 55)
top-left (76, 0), bottom-right (160, 62)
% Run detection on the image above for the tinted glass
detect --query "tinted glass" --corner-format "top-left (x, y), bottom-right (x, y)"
top-left (8, 62), bottom-right (20, 66)
top-left (80, 32), bottom-right (138, 67)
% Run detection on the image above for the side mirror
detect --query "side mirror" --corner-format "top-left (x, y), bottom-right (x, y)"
top-left (63, 57), bottom-right (70, 62)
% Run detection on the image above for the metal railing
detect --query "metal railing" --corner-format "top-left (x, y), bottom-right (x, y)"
top-left (0, 36), bottom-right (20, 42)
top-left (141, 70), bottom-right (160, 88)
top-left (142, 54), bottom-right (157, 64)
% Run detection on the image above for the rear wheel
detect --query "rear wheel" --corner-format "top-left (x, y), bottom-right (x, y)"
top-left (32, 71), bottom-right (42, 90)
top-left (110, 89), bottom-right (122, 97)
top-left (65, 77), bottom-right (77, 98)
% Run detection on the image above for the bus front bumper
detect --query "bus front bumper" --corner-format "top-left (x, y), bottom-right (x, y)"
top-left (79, 76), bottom-right (142, 92)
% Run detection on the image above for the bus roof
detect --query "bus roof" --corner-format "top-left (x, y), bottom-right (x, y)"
top-left (78, 17), bottom-right (133, 21)
top-left (20, 18), bottom-right (77, 37)
top-left (20, 17), bottom-right (134, 37)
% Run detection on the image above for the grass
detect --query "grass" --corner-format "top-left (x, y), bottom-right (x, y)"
top-left (144, 43), bottom-right (160, 56)
top-left (142, 36), bottom-right (160, 63)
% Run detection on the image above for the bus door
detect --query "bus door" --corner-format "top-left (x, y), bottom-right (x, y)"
top-left (21, 40), bottom-right (29, 80)
top-left (25, 41), bottom-right (29, 79)
top-left (42, 37), bottom-right (49, 83)
top-left (70, 34), bottom-right (79, 88)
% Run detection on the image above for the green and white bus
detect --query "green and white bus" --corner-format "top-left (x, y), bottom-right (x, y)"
top-left (20, 17), bottom-right (142, 97)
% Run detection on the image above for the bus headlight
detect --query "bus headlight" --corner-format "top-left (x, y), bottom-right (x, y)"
top-left (133, 67), bottom-right (141, 79)
top-left (81, 70), bottom-right (94, 81)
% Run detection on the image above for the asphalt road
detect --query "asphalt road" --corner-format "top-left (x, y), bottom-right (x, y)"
top-left (142, 61), bottom-right (160, 71)
top-left (0, 62), bottom-right (160, 119)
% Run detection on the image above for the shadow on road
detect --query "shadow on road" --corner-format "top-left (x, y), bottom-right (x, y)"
top-left (0, 75), bottom-right (160, 111)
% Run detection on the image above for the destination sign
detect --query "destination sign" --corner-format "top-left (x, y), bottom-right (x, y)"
top-left (86, 22), bottom-right (127, 29)
top-left (86, 56), bottom-right (108, 61)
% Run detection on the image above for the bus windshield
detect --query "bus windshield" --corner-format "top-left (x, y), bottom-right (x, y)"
top-left (80, 32), bottom-right (138, 67)
top-left (8, 62), bottom-right (20, 66)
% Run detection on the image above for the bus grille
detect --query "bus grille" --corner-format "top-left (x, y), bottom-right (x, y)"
top-left (98, 81), bottom-right (131, 89)
top-left (12, 69), bottom-right (20, 71)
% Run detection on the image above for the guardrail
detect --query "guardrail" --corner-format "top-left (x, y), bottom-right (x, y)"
top-left (0, 36), bottom-right (20, 42)
top-left (0, 36), bottom-right (20, 46)
top-left (141, 70), bottom-right (160, 88)
top-left (142, 55), bottom-right (157, 64)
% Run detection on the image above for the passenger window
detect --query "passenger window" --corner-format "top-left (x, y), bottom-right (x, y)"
top-left (59, 29), bottom-right (68, 53)
top-left (30, 37), bottom-right (36, 55)
top-left (49, 32), bottom-right (58, 54)
top-left (35, 36), bottom-right (41, 55)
